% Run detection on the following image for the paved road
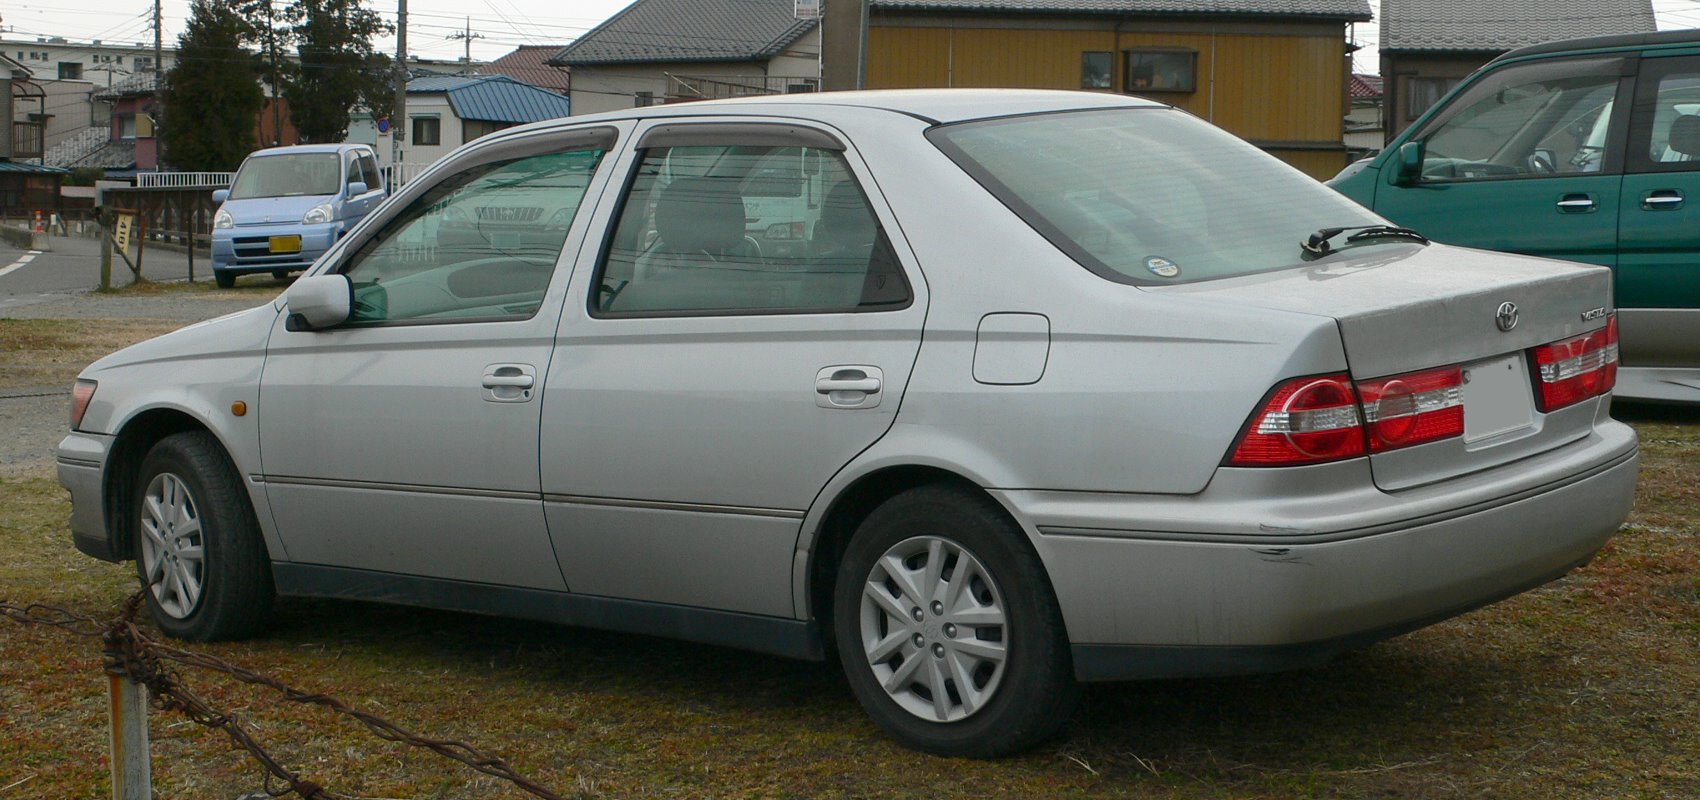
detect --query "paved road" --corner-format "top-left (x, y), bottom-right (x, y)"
top-left (0, 234), bottom-right (212, 309)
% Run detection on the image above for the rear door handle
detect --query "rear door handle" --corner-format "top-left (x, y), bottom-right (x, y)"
top-left (816, 366), bottom-right (884, 409)
top-left (482, 364), bottom-right (536, 402)
top-left (1643, 190), bottom-right (1685, 210)
top-left (1556, 194), bottom-right (1596, 213)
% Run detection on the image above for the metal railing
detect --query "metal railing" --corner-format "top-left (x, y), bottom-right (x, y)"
top-left (136, 171), bottom-right (235, 189)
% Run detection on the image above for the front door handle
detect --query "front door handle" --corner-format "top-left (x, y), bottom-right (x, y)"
top-left (1643, 189), bottom-right (1685, 210)
top-left (1556, 194), bottom-right (1596, 213)
top-left (482, 364), bottom-right (536, 403)
top-left (816, 366), bottom-right (884, 409)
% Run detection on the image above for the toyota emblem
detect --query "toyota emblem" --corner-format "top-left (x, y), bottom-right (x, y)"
top-left (1495, 301), bottom-right (1519, 332)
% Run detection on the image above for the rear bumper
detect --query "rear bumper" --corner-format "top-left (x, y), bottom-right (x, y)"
top-left (212, 222), bottom-right (341, 274)
top-left (997, 419), bottom-right (1639, 681)
top-left (56, 431), bottom-right (119, 562)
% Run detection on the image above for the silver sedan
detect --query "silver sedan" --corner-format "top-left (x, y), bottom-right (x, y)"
top-left (58, 90), bottom-right (1639, 757)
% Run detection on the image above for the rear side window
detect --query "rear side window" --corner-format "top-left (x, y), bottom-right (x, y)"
top-left (929, 108), bottom-right (1384, 284)
top-left (594, 144), bottom-right (910, 315)
top-left (340, 148), bottom-right (605, 324)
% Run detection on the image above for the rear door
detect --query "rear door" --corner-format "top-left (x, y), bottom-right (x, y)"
top-left (1371, 56), bottom-right (1634, 267)
top-left (538, 118), bottom-right (927, 618)
top-left (1617, 53), bottom-right (1700, 369)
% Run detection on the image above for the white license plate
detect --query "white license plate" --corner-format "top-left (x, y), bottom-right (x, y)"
top-left (1461, 355), bottom-right (1534, 443)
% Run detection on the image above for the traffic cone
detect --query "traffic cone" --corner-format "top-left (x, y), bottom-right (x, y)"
top-left (32, 210), bottom-right (43, 233)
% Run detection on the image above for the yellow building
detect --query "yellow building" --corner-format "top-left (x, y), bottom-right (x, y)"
top-left (822, 0), bottom-right (1373, 179)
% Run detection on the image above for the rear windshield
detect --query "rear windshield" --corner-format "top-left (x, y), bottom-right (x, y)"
top-left (928, 108), bottom-right (1387, 284)
top-left (229, 153), bottom-right (342, 199)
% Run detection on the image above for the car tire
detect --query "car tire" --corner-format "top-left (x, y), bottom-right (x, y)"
top-left (271, 270), bottom-right (290, 281)
top-left (214, 270), bottom-right (236, 289)
top-left (132, 431), bottom-right (274, 641)
top-left (833, 484), bottom-right (1079, 758)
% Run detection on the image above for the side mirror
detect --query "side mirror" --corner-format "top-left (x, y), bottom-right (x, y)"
top-left (347, 181), bottom-right (369, 197)
top-left (284, 274), bottom-right (353, 331)
top-left (1388, 141), bottom-right (1424, 186)
top-left (211, 189), bottom-right (229, 204)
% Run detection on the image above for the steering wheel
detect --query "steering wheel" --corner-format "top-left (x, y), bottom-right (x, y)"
top-left (1525, 152), bottom-right (1556, 174)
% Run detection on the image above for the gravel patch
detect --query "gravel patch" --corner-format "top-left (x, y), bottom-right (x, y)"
top-left (0, 289), bottom-right (274, 323)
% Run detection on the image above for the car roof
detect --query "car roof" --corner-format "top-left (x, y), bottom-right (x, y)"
top-left (571, 88), bottom-right (1166, 126)
top-left (1498, 29), bottom-right (1700, 63)
top-left (247, 143), bottom-right (371, 157)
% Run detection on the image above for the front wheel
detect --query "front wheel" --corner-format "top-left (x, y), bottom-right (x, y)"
top-left (213, 270), bottom-right (236, 289)
top-left (133, 431), bottom-right (274, 641)
top-left (833, 485), bottom-right (1079, 757)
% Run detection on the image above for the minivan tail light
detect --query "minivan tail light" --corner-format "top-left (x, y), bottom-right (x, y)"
top-left (1357, 365), bottom-right (1464, 452)
top-left (1532, 316), bottom-right (1618, 412)
top-left (70, 379), bottom-right (97, 431)
top-left (1228, 374), bottom-right (1366, 466)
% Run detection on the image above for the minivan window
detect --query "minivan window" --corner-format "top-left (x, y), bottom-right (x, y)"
top-left (229, 153), bottom-right (342, 199)
top-left (929, 108), bottom-right (1385, 284)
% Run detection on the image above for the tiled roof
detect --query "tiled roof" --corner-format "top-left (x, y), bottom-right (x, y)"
top-left (1381, 0), bottom-right (1655, 53)
top-left (872, 0), bottom-right (1371, 19)
top-left (550, 0), bottom-right (818, 66)
top-left (94, 72), bottom-right (159, 101)
top-left (68, 140), bottom-right (137, 170)
top-left (486, 46), bottom-right (572, 93)
top-left (407, 74), bottom-right (572, 123)
top-left (1349, 72), bottom-right (1382, 98)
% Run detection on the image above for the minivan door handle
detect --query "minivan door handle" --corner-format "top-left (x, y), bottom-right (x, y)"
top-left (482, 364), bottom-right (536, 403)
top-left (1555, 194), bottom-right (1596, 213)
top-left (1643, 189), bottom-right (1685, 210)
top-left (816, 366), bottom-right (884, 409)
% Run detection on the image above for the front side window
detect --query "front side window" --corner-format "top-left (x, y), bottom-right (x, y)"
top-left (1417, 58), bottom-right (1623, 182)
top-left (595, 143), bottom-right (910, 315)
top-left (229, 153), bottom-right (342, 199)
top-left (340, 147), bottom-right (605, 324)
top-left (930, 108), bottom-right (1385, 285)
top-left (356, 154), bottom-right (381, 191)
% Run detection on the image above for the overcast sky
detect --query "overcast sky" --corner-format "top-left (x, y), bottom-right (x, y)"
top-left (7, 0), bottom-right (1700, 73)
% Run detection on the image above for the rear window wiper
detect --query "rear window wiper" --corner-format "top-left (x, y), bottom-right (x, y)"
top-left (1302, 225), bottom-right (1429, 258)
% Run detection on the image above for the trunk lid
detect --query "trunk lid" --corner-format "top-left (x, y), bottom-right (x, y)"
top-left (1148, 243), bottom-right (1614, 490)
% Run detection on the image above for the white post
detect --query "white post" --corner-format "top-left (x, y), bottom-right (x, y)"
top-left (108, 674), bottom-right (151, 800)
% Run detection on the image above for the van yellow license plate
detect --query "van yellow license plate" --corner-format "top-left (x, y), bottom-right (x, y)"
top-left (268, 235), bottom-right (303, 254)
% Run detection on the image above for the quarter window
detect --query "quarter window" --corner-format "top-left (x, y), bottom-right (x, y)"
top-left (1417, 58), bottom-right (1623, 182)
top-left (340, 147), bottom-right (605, 324)
top-left (595, 144), bottom-right (909, 315)
top-left (1629, 61), bottom-right (1700, 171)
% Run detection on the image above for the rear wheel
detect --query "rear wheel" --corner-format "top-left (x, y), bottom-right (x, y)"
top-left (133, 431), bottom-right (274, 641)
top-left (213, 270), bottom-right (236, 289)
top-left (833, 484), bottom-right (1078, 757)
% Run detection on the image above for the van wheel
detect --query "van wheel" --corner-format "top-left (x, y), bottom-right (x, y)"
top-left (133, 431), bottom-right (274, 641)
top-left (214, 271), bottom-right (236, 289)
top-left (833, 485), bottom-right (1079, 757)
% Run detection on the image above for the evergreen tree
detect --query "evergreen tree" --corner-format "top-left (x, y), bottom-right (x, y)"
top-left (282, 0), bottom-right (393, 143)
top-left (160, 0), bottom-right (263, 171)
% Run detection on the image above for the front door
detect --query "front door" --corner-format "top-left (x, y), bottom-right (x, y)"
top-left (1617, 54), bottom-right (1700, 369)
top-left (538, 119), bottom-right (927, 617)
top-left (259, 128), bottom-right (620, 588)
top-left (1372, 55), bottom-right (1633, 267)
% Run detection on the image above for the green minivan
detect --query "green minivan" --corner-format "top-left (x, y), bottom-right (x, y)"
top-left (1331, 30), bottom-right (1700, 403)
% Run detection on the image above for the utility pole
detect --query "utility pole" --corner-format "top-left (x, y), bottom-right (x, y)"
top-left (392, 0), bottom-right (407, 174)
top-left (267, 0), bottom-right (281, 145)
top-left (152, 0), bottom-right (162, 75)
top-left (445, 17), bottom-right (482, 68)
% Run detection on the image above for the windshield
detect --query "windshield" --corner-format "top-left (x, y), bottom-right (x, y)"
top-left (928, 108), bottom-right (1387, 284)
top-left (229, 153), bottom-right (343, 199)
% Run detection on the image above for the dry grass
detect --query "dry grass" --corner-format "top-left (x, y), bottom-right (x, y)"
top-left (95, 278), bottom-right (286, 300)
top-left (0, 319), bottom-right (186, 390)
top-left (2, 405), bottom-right (1697, 798)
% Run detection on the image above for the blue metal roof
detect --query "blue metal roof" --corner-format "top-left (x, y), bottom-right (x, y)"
top-left (0, 160), bottom-right (70, 175)
top-left (408, 74), bottom-right (572, 124)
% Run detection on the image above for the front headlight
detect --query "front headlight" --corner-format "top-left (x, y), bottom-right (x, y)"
top-left (302, 204), bottom-right (334, 225)
top-left (214, 209), bottom-right (234, 229)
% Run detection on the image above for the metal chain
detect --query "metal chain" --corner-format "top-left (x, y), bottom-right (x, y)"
top-left (2, 592), bottom-right (566, 800)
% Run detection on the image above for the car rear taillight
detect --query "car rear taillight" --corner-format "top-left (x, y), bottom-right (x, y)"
top-left (1357, 366), bottom-right (1464, 452)
top-left (1532, 316), bottom-right (1618, 412)
top-left (1228, 374), bottom-right (1366, 466)
top-left (70, 379), bottom-right (97, 431)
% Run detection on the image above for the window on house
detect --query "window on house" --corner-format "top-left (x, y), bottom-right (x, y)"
top-left (1407, 77), bottom-right (1463, 120)
top-left (1124, 49), bottom-right (1197, 93)
top-left (635, 91), bottom-right (654, 108)
top-left (1082, 52), bottom-right (1112, 90)
top-left (135, 56), bottom-right (154, 70)
top-left (58, 62), bottom-right (82, 80)
top-left (119, 114), bottom-right (137, 139)
top-left (412, 116), bottom-right (441, 146)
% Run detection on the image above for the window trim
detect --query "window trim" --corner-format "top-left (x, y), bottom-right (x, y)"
top-left (1407, 57), bottom-right (1636, 186)
top-left (1122, 48), bottom-right (1198, 94)
top-left (587, 127), bottom-right (912, 320)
